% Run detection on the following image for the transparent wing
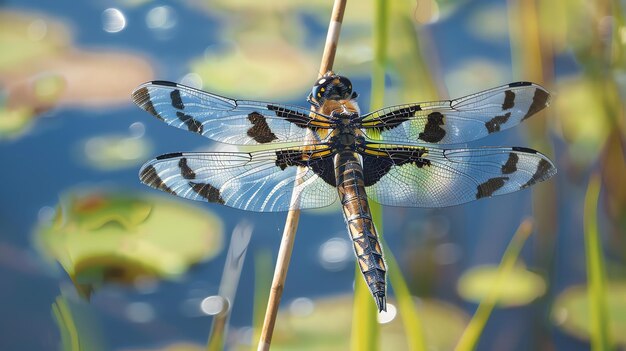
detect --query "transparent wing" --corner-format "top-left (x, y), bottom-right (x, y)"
top-left (139, 147), bottom-right (338, 212)
top-left (360, 82), bottom-right (550, 145)
top-left (132, 81), bottom-right (334, 145)
top-left (361, 144), bottom-right (556, 207)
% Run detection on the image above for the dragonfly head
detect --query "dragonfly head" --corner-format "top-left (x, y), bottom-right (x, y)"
top-left (307, 73), bottom-right (358, 108)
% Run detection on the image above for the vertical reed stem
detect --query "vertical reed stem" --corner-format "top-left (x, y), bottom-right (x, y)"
top-left (257, 2), bottom-right (347, 349)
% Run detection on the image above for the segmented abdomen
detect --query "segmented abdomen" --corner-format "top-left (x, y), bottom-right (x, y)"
top-left (334, 150), bottom-right (387, 311)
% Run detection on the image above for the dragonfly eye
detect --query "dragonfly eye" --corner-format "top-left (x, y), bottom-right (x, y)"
top-left (309, 74), bottom-right (354, 106)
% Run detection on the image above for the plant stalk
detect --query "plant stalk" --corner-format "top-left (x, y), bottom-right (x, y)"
top-left (256, 1), bottom-right (347, 349)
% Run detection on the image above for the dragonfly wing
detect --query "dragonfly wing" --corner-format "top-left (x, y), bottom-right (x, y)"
top-left (139, 147), bottom-right (338, 212)
top-left (361, 82), bottom-right (550, 145)
top-left (360, 144), bottom-right (556, 207)
top-left (133, 81), bottom-right (334, 145)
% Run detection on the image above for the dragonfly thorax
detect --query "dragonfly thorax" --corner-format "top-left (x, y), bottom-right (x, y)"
top-left (330, 112), bottom-right (363, 149)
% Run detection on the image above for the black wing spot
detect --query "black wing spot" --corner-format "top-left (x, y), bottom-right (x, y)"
top-left (140, 165), bottom-right (177, 195)
top-left (512, 146), bottom-right (537, 154)
top-left (418, 112), bottom-right (446, 143)
top-left (522, 89), bottom-right (550, 120)
top-left (267, 104), bottom-right (311, 129)
top-left (132, 87), bottom-right (165, 121)
top-left (275, 149), bottom-right (298, 170)
top-left (502, 153), bottom-right (519, 174)
top-left (156, 152), bottom-right (183, 160)
top-left (152, 80), bottom-right (178, 87)
top-left (362, 148), bottom-right (430, 186)
top-left (189, 182), bottom-right (225, 204)
top-left (248, 112), bottom-right (278, 143)
top-left (508, 81), bottom-right (532, 87)
top-left (170, 89), bottom-right (185, 110)
top-left (178, 158), bottom-right (196, 180)
top-left (485, 112), bottom-right (511, 133)
top-left (275, 149), bottom-right (336, 186)
top-left (503, 90), bottom-right (515, 110)
top-left (309, 157), bottom-right (336, 186)
top-left (176, 111), bottom-right (203, 134)
top-left (145, 100), bottom-right (165, 121)
top-left (522, 159), bottom-right (553, 188)
top-left (476, 177), bottom-right (508, 199)
top-left (367, 104), bottom-right (421, 132)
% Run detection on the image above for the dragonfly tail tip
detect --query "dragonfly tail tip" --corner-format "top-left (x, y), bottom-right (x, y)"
top-left (375, 294), bottom-right (387, 312)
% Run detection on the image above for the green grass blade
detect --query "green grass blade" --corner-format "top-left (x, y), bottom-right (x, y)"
top-left (351, 263), bottom-right (380, 351)
top-left (251, 249), bottom-right (272, 351)
top-left (383, 240), bottom-right (427, 351)
top-left (52, 297), bottom-right (81, 351)
top-left (349, 0), bottom-right (388, 349)
top-left (584, 173), bottom-right (614, 351)
top-left (455, 219), bottom-right (534, 351)
top-left (52, 296), bottom-right (104, 351)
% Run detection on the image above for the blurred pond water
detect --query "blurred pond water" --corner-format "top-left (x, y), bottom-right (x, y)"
top-left (1, 0), bottom-right (624, 350)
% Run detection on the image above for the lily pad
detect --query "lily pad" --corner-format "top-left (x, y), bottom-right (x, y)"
top-left (0, 11), bottom-right (70, 72)
top-left (467, 5), bottom-right (509, 41)
top-left (553, 77), bottom-right (610, 168)
top-left (0, 10), bottom-right (154, 139)
top-left (191, 39), bottom-right (316, 101)
top-left (233, 295), bottom-right (468, 350)
top-left (551, 283), bottom-right (626, 346)
top-left (444, 59), bottom-right (508, 97)
top-left (0, 105), bottom-right (36, 140)
top-left (121, 342), bottom-right (204, 351)
top-left (81, 134), bottom-right (152, 171)
top-left (457, 264), bottom-right (546, 307)
top-left (35, 190), bottom-right (223, 297)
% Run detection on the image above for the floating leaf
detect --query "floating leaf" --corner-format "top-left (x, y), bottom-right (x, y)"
top-left (467, 5), bottom-right (509, 41)
top-left (0, 11), bottom-right (154, 112)
top-left (82, 134), bottom-right (152, 171)
top-left (457, 264), bottom-right (546, 307)
top-left (0, 12), bottom-right (70, 71)
top-left (35, 190), bottom-right (223, 298)
top-left (444, 59), bottom-right (508, 97)
top-left (190, 40), bottom-right (315, 101)
top-left (0, 106), bottom-right (35, 140)
top-left (238, 295), bottom-right (468, 350)
top-left (552, 283), bottom-right (626, 346)
top-left (120, 342), bottom-right (205, 351)
top-left (554, 77), bottom-right (610, 167)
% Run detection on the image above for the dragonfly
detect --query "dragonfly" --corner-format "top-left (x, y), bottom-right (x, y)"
top-left (132, 72), bottom-right (556, 312)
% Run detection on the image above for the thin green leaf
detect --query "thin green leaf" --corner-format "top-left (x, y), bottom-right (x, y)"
top-left (584, 173), bottom-right (614, 351)
top-left (251, 249), bottom-right (273, 351)
top-left (455, 219), bottom-right (534, 351)
top-left (351, 264), bottom-right (380, 351)
top-left (349, 0), bottom-right (388, 349)
top-left (383, 241), bottom-right (427, 351)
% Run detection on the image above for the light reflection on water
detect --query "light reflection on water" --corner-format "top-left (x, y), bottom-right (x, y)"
top-left (377, 302), bottom-right (397, 324)
top-left (318, 237), bottom-right (352, 271)
top-left (102, 8), bottom-right (126, 33)
top-left (146, 6), bottom-right (177, 31)
top-left (27, 18), bottom-right (47, 40)
top-left (200, 295), bottom-right (227, 316)
top-left (125, 301), bottom-right (155, 323)
top-left (0, 1), bottom-right (619, 350)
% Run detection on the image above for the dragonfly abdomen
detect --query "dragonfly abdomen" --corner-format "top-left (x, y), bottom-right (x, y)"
top-left (334, 151), bottom-right (387, 312)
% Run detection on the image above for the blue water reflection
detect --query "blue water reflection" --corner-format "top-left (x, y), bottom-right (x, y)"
top-left (0, 1), bottom-right (606, 351)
